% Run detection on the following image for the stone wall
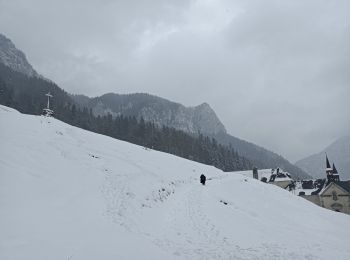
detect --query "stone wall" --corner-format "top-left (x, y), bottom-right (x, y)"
top-left (300, 195), bottom-right (321, 206)
top-left (272, 180), bottom-right (292, 189)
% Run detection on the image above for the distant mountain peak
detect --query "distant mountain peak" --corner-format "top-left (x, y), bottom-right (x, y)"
top-left (191, 102), bottom-right (227, 135)
top-left (296, 136), bottom-right (350, 180)
top-left (0, 33), bottom-right (39, 78)
top-left (196, 102), bottom-right (210, 108)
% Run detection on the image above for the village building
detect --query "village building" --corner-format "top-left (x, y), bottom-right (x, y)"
top-left (319, 181), bottom-right (350, 213)
top-left (237, 160), bottom-right (350, 214)
top-left (242, 167), bottom-right (293, 189)
top-left (298, 155), bottom-right (350, 214)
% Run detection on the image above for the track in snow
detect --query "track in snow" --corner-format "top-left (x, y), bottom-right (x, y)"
top-left (101, 174), bottom-right (321, 260)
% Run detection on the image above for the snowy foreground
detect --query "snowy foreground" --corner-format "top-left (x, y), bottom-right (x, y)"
top-left (1, 105), bottom-right (350, 260)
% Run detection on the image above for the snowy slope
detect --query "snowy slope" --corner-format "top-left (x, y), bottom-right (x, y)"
top-left (1, 105), bottom-right (350, 260)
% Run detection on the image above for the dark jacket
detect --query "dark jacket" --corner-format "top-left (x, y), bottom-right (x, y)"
top-left (200, 174), bottom-right (206, 185)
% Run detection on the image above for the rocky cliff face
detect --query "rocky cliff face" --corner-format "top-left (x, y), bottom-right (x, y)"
top-left (0, 34), bottom-right (39, 78)
top-left (77, 93), bottom-right (227, 135)
top-left (296, 136), bottom-right (350, 180)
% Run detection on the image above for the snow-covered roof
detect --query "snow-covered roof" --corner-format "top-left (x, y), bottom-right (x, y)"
top-left (235, 168), bottom-right (293, 183)
top-left (292, 179), bottom-right (326, 196)
top-left (293, 185), bottom-right (318, 196)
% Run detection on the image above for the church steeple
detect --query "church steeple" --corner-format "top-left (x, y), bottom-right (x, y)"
top-left (325, 155), bottom-right (340, 183)
top-left (332, 163), bottom-right (338, 174)
top-left (326, 154), bottom-right (332, 174)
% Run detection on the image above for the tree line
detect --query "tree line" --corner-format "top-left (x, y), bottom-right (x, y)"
top-left (0, 63), bottom-right (252, 171)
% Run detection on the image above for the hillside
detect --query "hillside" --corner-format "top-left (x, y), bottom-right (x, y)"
top-left (71, 93), bottom-right (310, 179)
top-left (1, 105), bottom-right (349, 260)
top-left (296, 136), bottom-right (350, 180)
top-left (0, 62), bottom-right (251, 172)
top-left (214, 132), bottom-right (311, 179)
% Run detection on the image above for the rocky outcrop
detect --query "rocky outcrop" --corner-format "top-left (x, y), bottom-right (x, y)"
top-left (0, 34), bottom-right (39, 78)
top-left (78, 93), bottom-right (227, 135)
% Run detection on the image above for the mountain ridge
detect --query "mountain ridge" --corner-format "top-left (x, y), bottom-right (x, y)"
top-left (72, 92), bottom-right (310, 179)
top-left (214, 132), bottom-right (310, 179)
top-left (296, 136), bottom-right (350, 180)
top-left (72, 92), bottom-right (227, 136)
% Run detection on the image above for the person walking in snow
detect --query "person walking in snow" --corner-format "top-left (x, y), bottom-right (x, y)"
top-left (200, 174), bottom-right (206, 185)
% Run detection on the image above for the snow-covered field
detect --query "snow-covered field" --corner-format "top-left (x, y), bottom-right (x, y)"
top-left (1, 105), bottom-right (350, 260)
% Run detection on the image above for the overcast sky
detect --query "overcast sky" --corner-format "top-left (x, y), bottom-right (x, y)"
top-left (1, 0), bottom-right (349, 162)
